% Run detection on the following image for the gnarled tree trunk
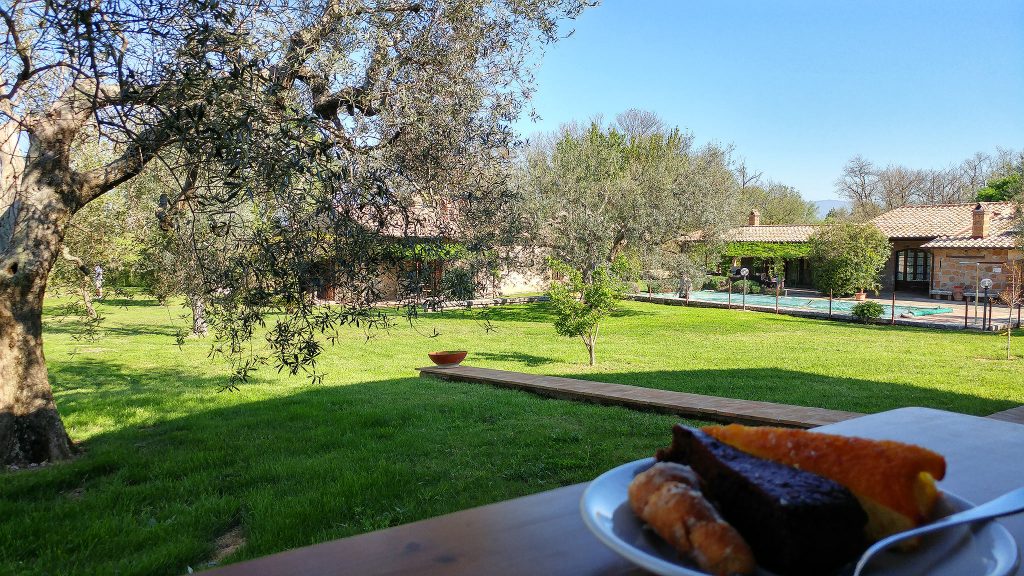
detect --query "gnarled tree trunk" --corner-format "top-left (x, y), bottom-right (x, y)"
top-left (0, 166), bottom-right (75, 465)
top-left (0, 271), bottom-right (73, 466)
top-left (0, 111), bottom-right (96, 466)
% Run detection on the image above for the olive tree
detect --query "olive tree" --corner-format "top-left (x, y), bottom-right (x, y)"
top-left (524, 110), bottom-right (738, 280)
top-left (738, 181), bottom-right (819, 225)
top-left (48, 138), bottom-right (167, 313)
top-left (0, 0), bottom-right (589, 466)
top-left (524, 111), bottom-right (738, 362)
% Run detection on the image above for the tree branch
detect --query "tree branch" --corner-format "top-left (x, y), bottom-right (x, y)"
top-left (60, 245), bottom-right (91, 277)
top-left (0, 6), bottom-right (32, 101)
top-left (307, 41), bottom-right (393, 119)
top-left (156, 164), bottom-right (199, 230)
top-left (276, 0), bottom-right (423, 86)
top-left (77, 116), bottom-right (178, 204)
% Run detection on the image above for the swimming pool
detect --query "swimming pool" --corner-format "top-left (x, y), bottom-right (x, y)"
top-left (654, 290), bottom-right (954, 318)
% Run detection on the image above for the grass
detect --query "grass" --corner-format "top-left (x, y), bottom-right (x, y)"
top-left (2, 296), bottom-right (1022, 575)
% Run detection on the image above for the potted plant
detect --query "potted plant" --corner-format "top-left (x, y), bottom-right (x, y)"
top-left (952, 285), bottom-right (964, 301)
top-left (428, 351), bottom-right (468, 367)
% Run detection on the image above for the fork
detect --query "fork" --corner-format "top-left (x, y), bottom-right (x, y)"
top-left (853, 486), bottom-right (1024, 576)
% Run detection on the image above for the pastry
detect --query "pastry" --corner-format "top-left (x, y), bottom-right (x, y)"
top-left (657, 425), bottom-right (866, 576)
top-left (703, 424), bottom-right (946, 541)
top-left (629, 462), bottom-right (756, 576)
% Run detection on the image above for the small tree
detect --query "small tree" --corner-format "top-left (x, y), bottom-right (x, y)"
top-left (547, 257), bottom-right (632, 366)
top-left (809, 223), bottom-right (892, 296)
top-left (999, 262), bottom-right (1024, 360)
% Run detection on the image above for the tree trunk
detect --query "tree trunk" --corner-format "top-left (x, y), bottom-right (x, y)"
top-left (1008, 316), bottom-right (1012, 361)
top-left (1, 130), bottom-right (80, 466)
top-left (0, 273), bottom-right (74, 466)
top-left (81, 276), bottom-right (96, 318)
top-left (191, 295), bottom-right (208, 337)
top-left (1, 83), bottom-right (164, 467)
top-left (585, 324), bottom-right (599, 366)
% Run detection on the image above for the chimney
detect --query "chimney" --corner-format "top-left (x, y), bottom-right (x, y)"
top-left (748, 210), bottom-right (761, 226)
top-left (972, 203), bottom-right (989, 238)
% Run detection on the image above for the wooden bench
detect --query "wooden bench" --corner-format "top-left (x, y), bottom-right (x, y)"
top-left (418, 365), bottom-right (863, 428)
top-left (988, 405), bottom-right (1024, 425)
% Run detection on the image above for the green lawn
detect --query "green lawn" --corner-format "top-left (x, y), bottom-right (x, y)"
top-left (1, 297), bottom-right (1021, 575)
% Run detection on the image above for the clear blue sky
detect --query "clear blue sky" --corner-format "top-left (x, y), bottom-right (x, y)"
top-left (513, 0), bottom-right (1024, 201)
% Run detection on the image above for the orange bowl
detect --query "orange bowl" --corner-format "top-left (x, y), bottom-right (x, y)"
top-left (428, 350), bottom-right (468, 367)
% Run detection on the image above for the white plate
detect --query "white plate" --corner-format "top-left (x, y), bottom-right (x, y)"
top-left (580, 458), bottom-right (1020, 576)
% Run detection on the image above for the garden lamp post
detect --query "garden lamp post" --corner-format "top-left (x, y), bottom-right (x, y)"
top-left (740, 268), bottom-right (749, 311)
top-left (981, 278), bottom-right (993, 331)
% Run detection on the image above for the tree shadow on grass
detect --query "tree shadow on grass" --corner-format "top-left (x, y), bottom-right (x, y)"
top-left (473, 351), bottom-right (557, 367)
top-left (569, 367), bottom-right (1018, 417)
top-left (1, 357), bottom-right (689, 576)
top-left (47, 358), bottom-right (246, 429)
top-left (441, 302), bottom-right (654, 324)
top-left (95, 297), bottom-right (163, 308)
top-left (43, 321), bottom-right (181, 338)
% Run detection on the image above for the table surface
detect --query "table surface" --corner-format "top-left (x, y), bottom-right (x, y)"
top-left (201, 407), bottom-right (1024, 575)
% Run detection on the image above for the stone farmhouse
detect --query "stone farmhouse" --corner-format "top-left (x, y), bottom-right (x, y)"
top-left (727, 202), bottom-right (1021, 298)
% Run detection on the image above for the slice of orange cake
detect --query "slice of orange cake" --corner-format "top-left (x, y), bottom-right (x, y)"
top-left (703, 424), bottom-right (946, 542)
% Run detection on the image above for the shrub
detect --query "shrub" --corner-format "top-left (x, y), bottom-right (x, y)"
top-left (703, 275), bottom-right (729, 291)
top-left (808, 223), bottom-right (891, 296)
top-left (440, 267), bottom-right (476, 300)
top-left (731, 279), bottom-right (761, 295)
top-left (851, 301), bottom-right (885, 323)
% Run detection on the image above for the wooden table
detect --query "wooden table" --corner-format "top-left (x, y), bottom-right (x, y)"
top-left (201, 408), bottom-right (1024, 575)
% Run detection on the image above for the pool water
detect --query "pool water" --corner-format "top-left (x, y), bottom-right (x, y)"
top-left (654, 290), bottom-right (954, 317)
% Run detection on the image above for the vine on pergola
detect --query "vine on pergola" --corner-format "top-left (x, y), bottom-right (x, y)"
top-left (723, 241), bottom-right (812, 259)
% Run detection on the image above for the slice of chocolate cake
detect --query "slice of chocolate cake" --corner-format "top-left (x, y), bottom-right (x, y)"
top-left (656, 425), bottom-right (866, 576)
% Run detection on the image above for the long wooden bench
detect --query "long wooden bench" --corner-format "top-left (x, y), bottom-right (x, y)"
top-left (418, 365), bottom-right (863, 428)
top-left (988, 405), bottom-right (1024, 425)
top-left (420, 365), bottom-right (1024, 428)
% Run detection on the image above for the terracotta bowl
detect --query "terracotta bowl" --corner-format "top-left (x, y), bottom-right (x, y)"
top-left (428, 350), bottom-right (468, 367)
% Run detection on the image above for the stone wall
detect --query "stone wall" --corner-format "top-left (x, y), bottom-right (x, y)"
top-left (930, 248), bottom-right (1021, 295)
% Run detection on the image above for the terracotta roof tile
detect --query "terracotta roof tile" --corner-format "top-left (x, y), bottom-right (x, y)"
top-left (870, 202), bottom-right (1017, 239)
top-left (689, 202), bottom-right (1020, 249)
top-left (725, 225), bottom-right (819, 243)
top-left (920, 234), bottom-right (1018, 249)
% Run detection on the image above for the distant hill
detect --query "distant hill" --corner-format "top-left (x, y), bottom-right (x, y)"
top-left (812, 199), bottom-right (852, 219)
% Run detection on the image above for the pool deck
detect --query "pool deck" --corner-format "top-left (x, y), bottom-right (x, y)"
top-left (631, 289), bottom-right (1018, 331)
